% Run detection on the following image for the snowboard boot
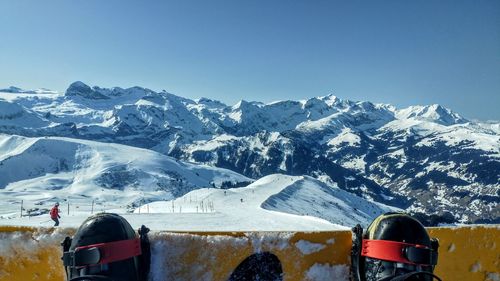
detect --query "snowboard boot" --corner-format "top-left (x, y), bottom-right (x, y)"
top-left (61, 213), bottom-right (150, 281)
top-left (351, 212), bottom-right (441, 281)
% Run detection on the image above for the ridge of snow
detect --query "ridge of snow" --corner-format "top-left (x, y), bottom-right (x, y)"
top-left (260, 176), bottom-right (395, 227)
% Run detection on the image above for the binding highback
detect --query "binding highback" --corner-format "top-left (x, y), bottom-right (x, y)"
top-left (351, 213), bottom-right (441, 281)
top-left (61, 213), bottom-right (150, 281)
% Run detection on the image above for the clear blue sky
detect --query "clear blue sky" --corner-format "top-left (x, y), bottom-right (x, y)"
top-left (1, 1), bottom-right (499, 120)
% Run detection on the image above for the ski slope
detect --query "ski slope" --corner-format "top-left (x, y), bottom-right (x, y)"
top-left (0, 133), bottom-right (396, 231)
top-left (0, 172), bottom-right (395, 231)
top-left (0, 175), bottom-right (393, 231)
top-left (0, 134), bottom-right (251, 223)
top-left (131, 174), bottom-right (393, 231)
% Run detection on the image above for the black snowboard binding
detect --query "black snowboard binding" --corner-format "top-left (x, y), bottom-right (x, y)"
top-left (351, 212), bottom-right (441, 281)
top-left (61, 213), bottom-right (151, 281)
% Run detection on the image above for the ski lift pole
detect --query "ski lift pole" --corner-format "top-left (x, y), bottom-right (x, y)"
top-left (20, 200), bottom-right (23, 218)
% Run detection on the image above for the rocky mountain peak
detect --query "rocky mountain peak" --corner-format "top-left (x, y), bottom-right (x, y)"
top-left (65, 81), bottom-right (109, 100)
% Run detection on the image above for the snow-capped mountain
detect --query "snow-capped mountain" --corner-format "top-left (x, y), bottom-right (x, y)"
top-left (0, 82), bottom-right (498, 225)
top-left (395, 104), bottom-right (468, 125)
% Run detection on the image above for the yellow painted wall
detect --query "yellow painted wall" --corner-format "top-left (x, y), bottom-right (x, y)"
top-left (0, 226), bottom-right (73, 281)
top-left (428, 226), bottom-right (499, 281)
top-left (148, 231), bottom-right (352, 280)
top-left (0, 226), bottom-right (498, 281)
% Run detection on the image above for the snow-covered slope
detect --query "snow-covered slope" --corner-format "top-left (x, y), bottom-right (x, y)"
top-left (259, 175), bottom-right (394, 226)
top-left (396, 104), bottom-right (468, 125)
top-left (0, 173), bottom-right (395, 230)
top-left (0, 82), bottom-right (498, 225)
top-left (0, 134), bottom-right (251, 218)
top-left (130, 174), bottom-right (394, 230)
top-left (0, 100), bottom-right (49, 128)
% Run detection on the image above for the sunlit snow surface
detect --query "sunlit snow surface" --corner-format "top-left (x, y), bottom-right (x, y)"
top-left (0, 171), bottom-right (395, 230)
top-left (130, 174), bottom-right (394, 230)
top-left (0, 134), bottom-right (394, 230)
top-left (0, 134), bottom-right (395, 231)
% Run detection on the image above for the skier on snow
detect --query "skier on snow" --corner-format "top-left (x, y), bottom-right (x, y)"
top-left (50, 202), bottom-right (61, 226)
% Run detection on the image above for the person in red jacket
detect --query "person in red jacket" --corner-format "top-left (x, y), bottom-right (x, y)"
top-left (50, 202), bottom-right (61, 226)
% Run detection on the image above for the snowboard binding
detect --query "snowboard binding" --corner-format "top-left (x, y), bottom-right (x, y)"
top-left (61, 213), bottom-right (151, 281)
top-left (351, 212), bottom-right (441, 281)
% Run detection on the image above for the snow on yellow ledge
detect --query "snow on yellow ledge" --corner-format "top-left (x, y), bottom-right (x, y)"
top-left (0, 225), bottom-right (498, 281)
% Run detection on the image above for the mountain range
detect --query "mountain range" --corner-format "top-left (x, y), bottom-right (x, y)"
top-left (0, 82), bottom-right (498, 225)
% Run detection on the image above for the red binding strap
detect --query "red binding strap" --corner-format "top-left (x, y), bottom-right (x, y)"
top-left (75, 238), bottom-right (141, 265)
top-left (361, 239), bottom-right (434, 265)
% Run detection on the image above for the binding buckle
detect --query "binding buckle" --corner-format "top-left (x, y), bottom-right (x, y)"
top-left (63, 247), bottom-right (101, 267)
